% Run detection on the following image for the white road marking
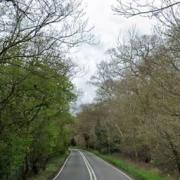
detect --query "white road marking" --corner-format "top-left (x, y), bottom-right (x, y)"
top-left (88, 151), bottom-right (132, 180)
top-left (79, 151), bottom-right (97, 180)
top-left (83, 153), bottom-right (97, 180)
top-left (80, 151), bottom-right (93, 180)
top-left (53, 153), bottom-right (71, 180)
top-left (53, 149), bottom-right (131, 180)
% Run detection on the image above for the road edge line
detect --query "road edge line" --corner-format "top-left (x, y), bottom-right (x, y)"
top-left (53, 153), bottom-right (71, 180)
top-left (88, 151), bottom-right (132, 180)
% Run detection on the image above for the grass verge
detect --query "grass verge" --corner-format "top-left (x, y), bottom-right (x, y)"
top-left (92, 150), bottom-right (170, 180)
top-left (28, 152), bottom-right (69, 180)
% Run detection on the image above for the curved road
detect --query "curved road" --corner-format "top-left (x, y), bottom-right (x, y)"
top-left (53, 149), bottom-right (132, 180)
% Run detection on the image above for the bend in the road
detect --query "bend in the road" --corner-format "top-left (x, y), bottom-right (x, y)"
top-left (53, 149), bottom-right (132, 180)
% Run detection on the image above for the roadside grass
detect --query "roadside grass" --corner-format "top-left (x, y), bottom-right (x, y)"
top-left (28, 152), bottom-right (68, 180)
top-left (92, 150), bottom-right (170, 180)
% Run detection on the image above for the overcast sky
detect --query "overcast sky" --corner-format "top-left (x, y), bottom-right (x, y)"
top-left (72, 0), bottom-right (154, 106)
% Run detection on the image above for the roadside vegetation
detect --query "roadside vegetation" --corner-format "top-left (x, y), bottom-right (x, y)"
top-left (0, 0), bottom-right (90, 179)
top-left (28, 152), bottom-right (68, 180)
top-left (75, 0), bottom-right (180, 178)
top-left (92, 151), bottom-right (171, 180)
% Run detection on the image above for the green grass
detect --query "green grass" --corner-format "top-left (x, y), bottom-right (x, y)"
top-left (28, 152), bottom-right (68, 180)
top-left (92, 151), bottom-right (169, 180)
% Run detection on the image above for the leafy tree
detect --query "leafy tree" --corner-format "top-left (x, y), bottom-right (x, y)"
top-left (76, 26), bottom-right (180, 175)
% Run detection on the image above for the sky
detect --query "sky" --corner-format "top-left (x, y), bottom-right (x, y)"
top-left (72, 0), bottom-right (154, 106)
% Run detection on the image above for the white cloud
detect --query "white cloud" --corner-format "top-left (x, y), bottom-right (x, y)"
top-left (72, 0), bottom-right (154, 105)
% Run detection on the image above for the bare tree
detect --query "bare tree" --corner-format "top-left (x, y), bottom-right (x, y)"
top-left (113, 0), bottom-right (180, 18)
top-left (0, 0), bottom-right (92, 64)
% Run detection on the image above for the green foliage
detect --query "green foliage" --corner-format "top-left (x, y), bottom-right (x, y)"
top-left (28, 152), bottom-right (69, 180)
top-left (76, 18), bottom-right (180, 176)
top-left (0, 55), bottom-right (75, 179)
top-left (0, 0), bottom-right (88, 179)
top-left (93, 151), bottom-right (169, 180)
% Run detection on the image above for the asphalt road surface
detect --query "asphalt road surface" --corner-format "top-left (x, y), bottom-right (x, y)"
top-left (53, 149), bottom-right (132, 180)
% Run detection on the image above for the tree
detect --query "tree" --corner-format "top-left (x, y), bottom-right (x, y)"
top-left (0, 0), bottom-right (92, 64)
top-left (0, 53), bottom-right (76, 179)
top-left (113, 0), bottom-right (180, 18)
top-left (77, 28), bottom-right (180, 175)
top-left (0, 0), bottom-right (90, 179)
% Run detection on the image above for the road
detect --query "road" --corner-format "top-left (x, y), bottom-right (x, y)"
top-left (53, 149), bottom-right (131, 180)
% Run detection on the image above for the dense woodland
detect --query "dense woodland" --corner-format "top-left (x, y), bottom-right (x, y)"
top-left (0, 0), bottom-right (180, 179)
top-left (76, 0), bottom-right (180, 176)
top-left (0, 0), bottom-right (90, 179)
